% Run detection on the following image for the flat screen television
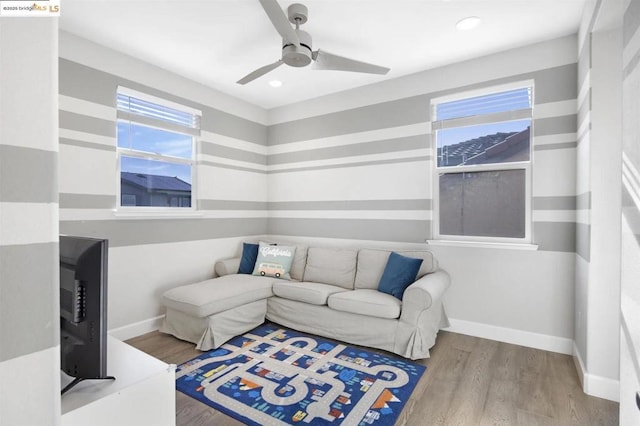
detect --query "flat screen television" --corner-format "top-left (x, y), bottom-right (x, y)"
top-left (60, 235), bottom-right (114, 395)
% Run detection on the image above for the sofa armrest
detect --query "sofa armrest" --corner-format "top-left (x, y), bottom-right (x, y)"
top-left (214, 257), bottom-right (241, 277)
top-left (400, 269), bottom-right (450, 324)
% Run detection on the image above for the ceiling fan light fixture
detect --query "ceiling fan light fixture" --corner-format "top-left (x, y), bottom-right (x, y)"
top-left (456, 16), bottom-right (481, 31)
top-left (237, 0), bottom-right (390, 85)
top-left (282, 29), bottom-right (313, 67)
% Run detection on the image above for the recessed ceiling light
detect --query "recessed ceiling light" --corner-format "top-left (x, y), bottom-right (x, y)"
top-left (269, 80), bottom-right (283, 88)
top-left (456, 16), bottom-right (481, 31)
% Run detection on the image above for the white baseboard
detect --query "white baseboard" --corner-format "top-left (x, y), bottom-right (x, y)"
top-left (444, 318), bottom-right (574, 355)
top-left (109, 315), bottom-right (164, 341)
top-left (573, 342), bottom-right (587, 388)
top-left (573, 343), bottom-right (620, 402)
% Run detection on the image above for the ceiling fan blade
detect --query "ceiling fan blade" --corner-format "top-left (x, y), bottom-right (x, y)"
top-left (237, 59), bottom-right (284, 85)
top-left (259, 0), bottom-right (300, 47)
top-left (312, 49), bottom-right (390, 75)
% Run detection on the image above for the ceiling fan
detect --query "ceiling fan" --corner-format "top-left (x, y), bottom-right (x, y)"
top-left (237, 0), bottom-right (390, 85)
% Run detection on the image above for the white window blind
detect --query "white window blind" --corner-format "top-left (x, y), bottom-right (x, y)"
top-left (436, 87), bottom-right (532, 120)
top-left (116, 88), bottom-right (201, 136)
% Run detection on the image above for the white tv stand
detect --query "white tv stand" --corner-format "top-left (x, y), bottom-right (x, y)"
top-left (61, 336), bottom-right (176, 426)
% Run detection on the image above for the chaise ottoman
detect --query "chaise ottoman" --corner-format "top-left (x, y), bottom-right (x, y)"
top-left (159, 274), bottom-right (276, 350)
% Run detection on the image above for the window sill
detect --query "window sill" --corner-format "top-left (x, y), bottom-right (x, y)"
top-left (426, 240), bottom-right (539, 251)
top-left (113, 209), bottom-right (204, 220)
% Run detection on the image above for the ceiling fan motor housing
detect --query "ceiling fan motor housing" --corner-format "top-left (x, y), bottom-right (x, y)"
top-left (282, 29), bottom-right (312, 67)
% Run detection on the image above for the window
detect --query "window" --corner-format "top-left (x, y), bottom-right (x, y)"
top-left (116, 88), bottom-right (201, 210)
top-left (431, 82), bottom-right (533, 243)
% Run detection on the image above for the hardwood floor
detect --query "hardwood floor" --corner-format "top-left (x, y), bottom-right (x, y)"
top-left (126, 327), bottom-right (619, 425)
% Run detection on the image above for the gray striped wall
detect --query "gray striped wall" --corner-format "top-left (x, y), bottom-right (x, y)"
top-left (573, 0), bottom-right (600, 373)
top-left (60, 43), bottom-right (581, 253)
top-left (266, 61), bottom-right (579, 251)
top-left (60, 218), bottom-right (268, 247)
top-left (59, 59), bottom-right (267, 145)
top-left (0, 20), bottom-right (59, 363)
top-left (576, 27), bottom-right (593, 262)
top-left (59, 59), bottom-right (269, 245)
top-left (269, 65), bottom-right (577, 144)
top-left (0, 18), bottom-right (60, 424)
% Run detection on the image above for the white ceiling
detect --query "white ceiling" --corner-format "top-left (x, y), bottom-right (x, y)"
top-left (60, 0), bottom-right (586, 110)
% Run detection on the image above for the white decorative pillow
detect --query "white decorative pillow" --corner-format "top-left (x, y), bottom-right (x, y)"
top-left (252, 242), bottom-right (297, 280)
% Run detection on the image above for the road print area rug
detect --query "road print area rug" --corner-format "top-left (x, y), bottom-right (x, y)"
top-left (175, 324), bottom-right (425, 426)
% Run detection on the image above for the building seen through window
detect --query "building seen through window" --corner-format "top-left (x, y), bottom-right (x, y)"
top-left (116, 88), bottom-right (200, 209)
top-left (432, 85), bottom-right (533, 242)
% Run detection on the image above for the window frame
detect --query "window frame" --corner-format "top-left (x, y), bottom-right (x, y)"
top-left (431, 80), bottom-right (534, 244)
top-left (115, 87), bottom-right (200, 214)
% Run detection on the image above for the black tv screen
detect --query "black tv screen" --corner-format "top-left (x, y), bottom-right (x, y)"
top-left (60, 235), bottom-right (113, 394)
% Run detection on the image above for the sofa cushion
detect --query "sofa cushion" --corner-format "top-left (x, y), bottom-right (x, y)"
top-left (328, 289), bottom-right (401, 319)
top-left (162, 274), bottom-right (275, 318)
top-left (377, 252), bottom-right (423, 299)
top-left (354, 249), bottom-right (438, 290)
top-left (272, 281), bottom-right (347, 305)
top-left (274, 241), bottom-right (308, 281)
top-left (303, 247), bottom-right (358, 289)
top-left (238, 242), bottom-right (259, 274)
top-left (252, 242), bottom-right (296, 279)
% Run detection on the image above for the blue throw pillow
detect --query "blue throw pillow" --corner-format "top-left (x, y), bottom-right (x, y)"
top-left (238, 242), bottom-right (259, 274)
top-left (377, 252), bottom-right (423, 300)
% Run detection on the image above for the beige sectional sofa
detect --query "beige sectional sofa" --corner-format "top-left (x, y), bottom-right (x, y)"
top-left (160, 243), bottom-right (450, 360)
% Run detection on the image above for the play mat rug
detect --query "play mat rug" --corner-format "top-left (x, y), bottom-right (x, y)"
top-left (175, 323), bottom-right (426, 425)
